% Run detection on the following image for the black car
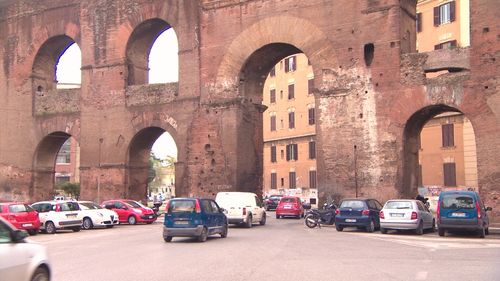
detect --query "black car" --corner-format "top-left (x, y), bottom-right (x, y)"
top-left (264, 195), bottom-right (284, 211)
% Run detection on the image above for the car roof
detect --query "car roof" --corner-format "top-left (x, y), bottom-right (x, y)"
top-left (440, 190), bottom-right (477, 196)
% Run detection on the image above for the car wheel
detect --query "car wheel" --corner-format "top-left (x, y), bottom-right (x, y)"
top-left (164, 236), bottom-right (173, 242)
top-left (416, 221), bottom-right (424, 235)
top-left (83, 217), bottom-right (93, 230)
top-left (45, 221), bottom-right (56, 234)
top-left (366, 220), bottom-right (375, 233)
top-left (198, 227), bottom-right (208, 242)
top-left (259, 213), bottom-right (266, 226)
top-left (28, 229), bottom-right (38, 235)
top-left (220, 224), bottom-right (228, 238)
top-left (380, 227), bottom-right (387, 234)
top-left (438, 228), bottom-right (445, 237)
top-left (276, 214), bottom-right (280, 219)
top-left (128, 215), bottom-right (137, 225)
top-left (245, 215), bottom-right (253, 228)
top-left (335, 225), bottom-right (343, 232)
top-left (478, 227), bottom-right (486, 238)
top-left (31, 266), bottom-right (50, 281)
top-left (431, 219), bottom-right (436, 232)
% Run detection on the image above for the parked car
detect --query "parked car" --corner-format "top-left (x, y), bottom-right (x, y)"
top-left (437, 190), bottom-right (492, 238)
top-left (0, 217), bottom-right (51, 281)
top-left (335, 198), bottom-right (383, 232)
top-left (163, 198), bottom-right (228, 242)
top-left (276, 196), bottom-right (304, 219)
top-left (30, 201), bottom-right (82, 234)
top-left (379, 199), bottom-right (435, 235)
top-left (101, 199), bottom-right (156, 225)
top-left (264, 194), bottom-right (283, 211)
top-left (215, 192), bottom-right (266, 228)
top-left (0, 202), bottom-right (41, 235)
top-left (77, 201), bottom-right (119, 230)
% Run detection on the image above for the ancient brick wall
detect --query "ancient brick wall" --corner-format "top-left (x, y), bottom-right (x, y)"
top-left (0, 0), bottom-right (498, 221)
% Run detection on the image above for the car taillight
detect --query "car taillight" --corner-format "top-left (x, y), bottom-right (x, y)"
top-left (437, 202), bottom-right (441, 224)
top-left (362, 209), bottom-right (370, 216)
top-left (411, 211), bottom-right (417, 220)
top-left (195, 200), bottom-right (201, 214)
top-left (379, 211), bottom-right (385, 219)
top-left (164, 201), bottom-right (170, 213)
top-left (476, 202), bottom-right (481, 219)
top-left (242, 207), bottom-right (247, 216)
top-left (335, 209), bottom-right (340, 215)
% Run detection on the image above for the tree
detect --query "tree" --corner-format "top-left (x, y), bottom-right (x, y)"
top-left (57, 182), bottom-right (80, 200)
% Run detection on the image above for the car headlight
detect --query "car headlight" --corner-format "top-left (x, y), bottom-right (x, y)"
top-left (133, 208), bottom-right (143, 214)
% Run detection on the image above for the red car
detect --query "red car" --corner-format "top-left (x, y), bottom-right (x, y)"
top-left (276, 196), bottom-right (304, 219)
top-left (0, 202), bottom-right (41, 235)
top-left (101, 199), bottom-right (156, 225)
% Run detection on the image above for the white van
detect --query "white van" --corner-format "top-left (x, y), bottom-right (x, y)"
top-left (215, 192), bottom-right (266, 228)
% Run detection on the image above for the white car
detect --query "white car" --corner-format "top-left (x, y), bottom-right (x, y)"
top-left (0, 216), bottom-right (51, 281)
top-left (379, 199), bottom-right (435, 235)
top-left (78, 201), bottom-right (119, 230)
top-left (215, 192), bottom-right (266, 228)
top-left (31, 201), bottom-right (83, 234)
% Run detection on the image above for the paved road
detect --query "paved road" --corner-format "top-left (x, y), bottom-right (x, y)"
top-left (30, 213), bottom-right (500, 281)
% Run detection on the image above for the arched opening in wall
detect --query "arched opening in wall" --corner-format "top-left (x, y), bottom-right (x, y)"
top-left (402, 105), bottom-right (478, 207)
top-left (126, 18), bottom-right (176, 85)
top-left (127, 127), bottom-right (178, 202)
top-left (32, 36), bottom-right (80, 94)
top-left (238, 43), bottom-right (317, 204)
top-left (55, 43), bottom-right (82, 89)
top-left (33, 132), bottom-right (80, 201)
top-left (148, 28), bottom-right (178, 83)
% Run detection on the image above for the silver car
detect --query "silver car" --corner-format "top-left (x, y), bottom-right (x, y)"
top-left (379, 199), bottom-right (435, 235)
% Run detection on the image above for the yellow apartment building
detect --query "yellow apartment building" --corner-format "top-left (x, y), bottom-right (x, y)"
top-left (262, 54), bottom-right (317, 204)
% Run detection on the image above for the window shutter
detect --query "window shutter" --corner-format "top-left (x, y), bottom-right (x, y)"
top-left (416, 12), bottom-right (422, 32)
top-left (309, 141), bottom-right (316, 159)
top-left (434, 43), bottom-right (442, 50)
top-left (448, 124), bottom-right (454, 146)
top-left (284, 58), bottom-right (290, 72)
top-left (294, 144), bottom-right (298, 160)
top-left (271, 146), bottom-right (276, 162)
top-left (286, 145), bottom-right (290, 161)
top-left (270, 89), bottom-right (276, 103)
top-left (309, 170), bottom-right (317, 189)
top-left (289, 112), bottom-right (295, 129)
top-left (449, 1), bottom-right (456, 22)
top-left (443, 163), bottom-right (456, 186)
top-left (270, 116), bottom-right (276, 131)
top-left (288, 84), bottom-right (294, 99)
top-left (308, 108), bottom-right (315, 125)
top-left (291, 56), bottom-right (296, 71)
top-left (433, 6), bottom-right (440, 26)
top-left (450, 40), bottom-right (457, 48)
top-left (308, 79), bottom-right (314, 95)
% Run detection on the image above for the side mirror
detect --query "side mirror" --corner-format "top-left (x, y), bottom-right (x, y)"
top-left (485, 207), bottom-right (492, 211)
top-left (11, 229), bottom-right (29, 243)
top-left (122, 206), bottom-right (128, 210)
top-left (219, 208), bottom-right (227, 214)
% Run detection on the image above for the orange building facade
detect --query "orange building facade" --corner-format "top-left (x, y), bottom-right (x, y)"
top-left (262, 54), bottom-right (318, 204)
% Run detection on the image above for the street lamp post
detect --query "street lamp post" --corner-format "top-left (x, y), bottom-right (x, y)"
top-left (354, 145), bottom-right (358, 198)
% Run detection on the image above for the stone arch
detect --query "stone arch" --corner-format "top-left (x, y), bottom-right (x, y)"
top-left (401, 104), bottom-right (473, 197)
top-left (214, 15), bottom-right (336, 94)
top-left (126, 126), bottom-right (179, 201)
top-left (32, 132), bottom-right (74, 201)
top-left (31, 35), bottom-right (80, 94)
top-left (125, 18), bottom-right (176, 85)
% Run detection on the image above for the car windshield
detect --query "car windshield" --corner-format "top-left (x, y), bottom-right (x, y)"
top-left (79, 202), bottom-right (102, 210)
top-left (441, 195), bottom-right (475, 209)
top-left (340, 200), bottom-right (365, 209)
top-left (281, 198), bottom-right (296, 203)
top-left (168, 200), bottom-right (195, 213)
top-left (8, 204), bottom-right (34, 213)
top-left (124, 200), bottom-right (144, 208)
top-left (385, 201), bottom-right (412, 209)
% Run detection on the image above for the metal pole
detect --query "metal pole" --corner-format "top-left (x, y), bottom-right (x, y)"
top-left (97, 138), bottom-right (103, 203)
top-left (354, 145), bottom-right (358, 198)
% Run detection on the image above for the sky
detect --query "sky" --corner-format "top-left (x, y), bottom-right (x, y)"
top-left (56, 29), bottom-right (179, 159)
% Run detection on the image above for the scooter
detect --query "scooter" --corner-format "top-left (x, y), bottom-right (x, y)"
top-left (304, 201), bottom-right (337, 228)
top-left (152, 202), bottom-right (162, 217)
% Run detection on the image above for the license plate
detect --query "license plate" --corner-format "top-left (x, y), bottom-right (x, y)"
top-left (67, 214), bottom-right (76, 218)
top-left (284, 206), bottom-right (292, 209)
top-left (451, 212), bottom-right (466, 217)
top-left (148, 215), bottom-right (154, 219)
top-left (345, 219), bottom-right (356, 223)
top-left (22, 223), bottom-right (33, 227)
top-left (174, 221), bottom-right (189, 225)
top-left (391, 213), bottom-right (404, 217)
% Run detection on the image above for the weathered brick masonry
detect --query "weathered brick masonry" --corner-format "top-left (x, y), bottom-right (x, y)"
top-left (0, 1), bottom-right (498, 221)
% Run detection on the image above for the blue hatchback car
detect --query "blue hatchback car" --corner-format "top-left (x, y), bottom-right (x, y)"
top-left (437, 191), bottom-right (492, 238)
top-left (163, 198), bottom-right (228, 242)
top-left (335, 198), bottom-right (383, 232)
